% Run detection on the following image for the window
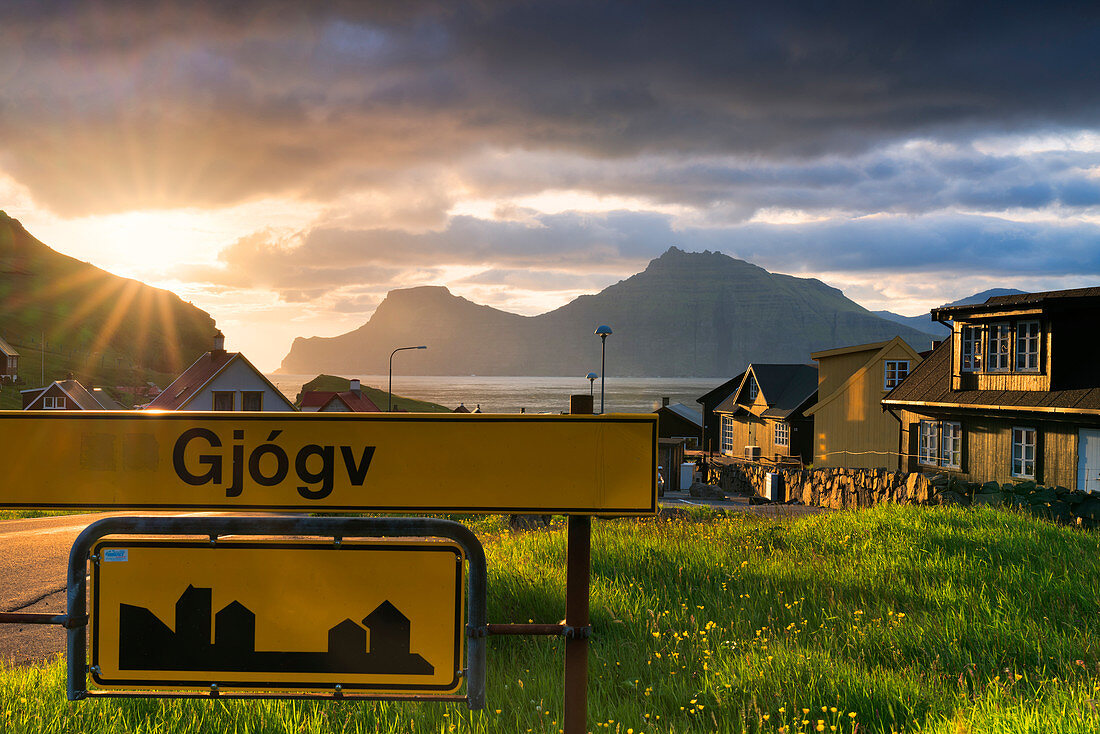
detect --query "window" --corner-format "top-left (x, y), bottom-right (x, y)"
top-left (746, 376), bottom-right (758, 401)
top-left (884, 360), bottom-right (910, 390)
top-left (242, 391), bottom-right (263, 411)
top-left (43, 396), bottom-right (66, 409)
top-left (774, 421), bottom-right (789, 448)
top-left (919, 420), bottom-right (962, 468)
top-left (1016, 321), bottom-right (1040, 372)
top-left (721, 415), bottom-right (735, 454)
top-left (987, 323), bottom-right (1011, 371)
top-left (918, 420), bottom-right (940, 466)
top-left (1012, 427), bottom-right (1037, 479)
top-left (212, 391), bottom-right (235, 411)
top-left (961, 326), bottom-right (983, 372)
top-left (941, 422), bottom-right (962, 468)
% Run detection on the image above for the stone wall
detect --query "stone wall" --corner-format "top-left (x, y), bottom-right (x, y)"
top-left (708, 461), bottom-right (1100, 529)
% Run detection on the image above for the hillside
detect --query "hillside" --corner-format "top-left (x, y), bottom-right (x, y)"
top-left (0, 212), bottom-right (217, 404)
top-left (279, 247), bottom-right (938, 377)
top-left (875, 287), bottom-right (1029, 336)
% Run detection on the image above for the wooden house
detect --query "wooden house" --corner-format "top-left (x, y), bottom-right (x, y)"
top-left (145, 332), bottom-right (295, 411)
top-left (883, 287), bottom-right (1100, 491)
top-left (22, 377), bottom-right (121, 410)
top-left (0, 336), bottom-right (18, 382)
top-left (655, 397), bottom-right (702, 448)
top-left (805, 337), bottom-right (924, 469)
top-left (696, 372), bottom-right (747, 454)
top-left (713, 364), bottom-right (817, 464)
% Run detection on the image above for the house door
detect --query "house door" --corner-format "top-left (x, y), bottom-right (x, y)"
top-left (747, 421), bottom-right (756, 447)
top-left (1077, 429), bottom-right (1100, 493)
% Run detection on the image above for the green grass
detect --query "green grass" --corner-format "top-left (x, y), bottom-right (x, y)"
top-left (2, 505), bottom-right (1098, 732)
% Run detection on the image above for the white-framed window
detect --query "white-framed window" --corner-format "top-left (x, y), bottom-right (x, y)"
top-left (1015, 321), bottom-right (1041, 372)
top-left (746, 375), bottom-right (758, 402)
top-left (961, 326), bottom-right (983, 372)
top-left (1012, 426), bottom-right (1037, 479)
top-left (918, 420), bottom-right (962, 468)
top-left (884, 360), bottom-right (910, 390)
top-left (941, 422), bottom-right (962, 469)
top-left (43, 396), bottom-right (66, 409)
top-left (987, 322), bottom-right (1011, 371)
top-left (721, 415), bottom-right (735, 454)
top-left (774, 421), bottom-right (789, 448)
top-left (918, 420), bottom-right (939, 465)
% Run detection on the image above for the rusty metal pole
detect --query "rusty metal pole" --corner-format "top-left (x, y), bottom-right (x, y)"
top-left (565, 394), bottom-right (592, 734)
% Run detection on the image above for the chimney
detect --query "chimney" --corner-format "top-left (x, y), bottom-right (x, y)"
top-left (350, 378), bottom-right (361, 396)
top-left (662, 396), bottom-right (670, 407)
top-left (212, 330), bottom-right (226, 355)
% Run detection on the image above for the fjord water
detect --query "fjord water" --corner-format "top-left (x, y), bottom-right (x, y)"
top-left (270, 374), bottom-right (721, 414)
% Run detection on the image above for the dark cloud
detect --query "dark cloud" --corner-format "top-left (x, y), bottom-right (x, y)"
top-left (2, 1), bottom-right (1099, 214)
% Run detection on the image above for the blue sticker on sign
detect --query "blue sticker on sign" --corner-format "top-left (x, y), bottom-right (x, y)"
top-left (103, 549), bottom-right (128, 562)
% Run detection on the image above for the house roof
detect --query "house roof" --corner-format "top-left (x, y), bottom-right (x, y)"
top-left (24, 379), bottom-right (113, 410)
top-left (806, 336), bottom-right (922, 417)
top-left (300, 391), bottom-right (338, 409)
top-left (321, 391), bottom-right (381, 412)
top-left (696, 372), bottom-right (747, 406)
top-left (146, 350), bottom-right (295, 410)
top-left (714, 364), bottom-right (818, 419)
top-left (146, 350), bottom-right (236, 409)
top-left (659, 402), bottom-right (702, 427)
top-left (932, 286), bottom-right (1100, 321)
top-left (0, 336), bottom-right (18, 358)
top-left (453, 403), bottom-right (471, 413)
top-left (91, 387), bottom-right (125, 410)
top-left (883, 340), bottom-right (1100, 415)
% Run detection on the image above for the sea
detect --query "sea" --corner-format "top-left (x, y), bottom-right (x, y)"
top-left (267, 374), bottom-right (723, 414)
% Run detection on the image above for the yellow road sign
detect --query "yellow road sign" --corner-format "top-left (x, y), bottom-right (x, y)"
top-left (90, 539), bottom-right (465, 693)
top-left (0, 412), bottom-right (657, 514)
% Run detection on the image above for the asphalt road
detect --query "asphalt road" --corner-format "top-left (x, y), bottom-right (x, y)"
top-left (0, 511), bottom-right (225, 667)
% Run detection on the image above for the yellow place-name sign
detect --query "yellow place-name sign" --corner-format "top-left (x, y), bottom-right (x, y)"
top-left (90, 538), bottom-right (464, 693)
top-left (1, 412), bottom-right (656, 513)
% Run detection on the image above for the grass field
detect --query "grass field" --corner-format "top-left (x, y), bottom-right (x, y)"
top-left (2, 505), bottom-right (1098, 733)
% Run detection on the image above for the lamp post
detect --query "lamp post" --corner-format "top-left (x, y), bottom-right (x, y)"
top-left (388, 345), bottom-right (427, 411)
top-left (586, 372), bottom-right (597, 397)
top-left (594, 325), bottom-right (612, 414)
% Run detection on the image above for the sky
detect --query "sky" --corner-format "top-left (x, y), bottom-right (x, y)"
top-left (2, 1), bottom-right (1099, 372)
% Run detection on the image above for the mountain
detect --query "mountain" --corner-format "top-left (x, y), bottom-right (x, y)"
top-left (0, 211), bottom-right (217, 382)
top-left (874, 288), bottom-right (1029, 337)
top-left (279, 248), bottom-right (938, 377)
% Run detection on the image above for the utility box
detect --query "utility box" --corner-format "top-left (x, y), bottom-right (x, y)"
top-left (680, 463), bottom-right (694, 490)
top-left (764, 472), bottom-right (783, 502)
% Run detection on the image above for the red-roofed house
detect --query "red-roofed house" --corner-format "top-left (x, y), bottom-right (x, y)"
top-left (299, 391), bottom-right (338, 412)
top-left (145, 332), bottom-right (295, 411)
top-left (317, 380), bottom-right (381, 412)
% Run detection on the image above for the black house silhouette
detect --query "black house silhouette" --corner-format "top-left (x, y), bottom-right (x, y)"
top-left (118, 586), bottom-right (433, 675)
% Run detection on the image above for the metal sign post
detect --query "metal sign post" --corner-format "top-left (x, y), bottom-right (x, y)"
top-left (64, 516), bottom-right (487, 706)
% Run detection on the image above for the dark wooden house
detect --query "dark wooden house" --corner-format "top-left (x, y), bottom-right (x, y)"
top-left (883, 287), bottom-right (1100, 491)
top-left (713, 364), bottom-right (817, 465)
top-left (655, 397), bottom-right (702, 448)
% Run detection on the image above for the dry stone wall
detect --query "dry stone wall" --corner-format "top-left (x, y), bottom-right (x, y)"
top-left (708, 462), bottom-right (1100, 529)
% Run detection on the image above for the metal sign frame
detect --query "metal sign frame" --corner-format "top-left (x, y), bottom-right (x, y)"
top-left (64, 516), bottom-right (487, 707)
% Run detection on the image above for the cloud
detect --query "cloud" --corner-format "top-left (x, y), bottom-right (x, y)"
top-left (3, 1), bottom-right (1100, 216)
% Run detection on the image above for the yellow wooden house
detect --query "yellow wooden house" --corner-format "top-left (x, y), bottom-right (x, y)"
top-left (805, 337), bottom-right (924, 469)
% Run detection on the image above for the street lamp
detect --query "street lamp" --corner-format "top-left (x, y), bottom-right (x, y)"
top-left (586, 372), bottom-right (597, 397)
top-left (594, 325), bottom-right (612, 414)
top-left (388, 345), bottom-right (427, 411)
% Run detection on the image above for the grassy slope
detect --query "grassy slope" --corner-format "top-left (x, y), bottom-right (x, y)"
top-left (2, 505), bottom-right (1098, 733)
top-left (295, 374), bottom-right (451, 413)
